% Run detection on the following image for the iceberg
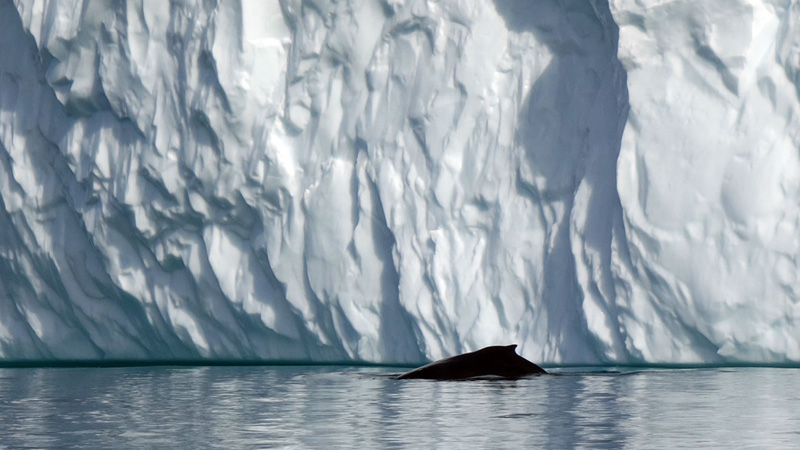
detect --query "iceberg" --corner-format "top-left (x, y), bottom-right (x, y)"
top-left (0, 0), bottom-right (798, 365)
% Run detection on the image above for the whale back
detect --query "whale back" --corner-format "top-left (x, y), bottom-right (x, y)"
top-left (398, 344), bottom-right (546, 380)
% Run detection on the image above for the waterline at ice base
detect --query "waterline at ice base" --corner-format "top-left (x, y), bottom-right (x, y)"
top-left (1, 0), bottom-right (800, 366)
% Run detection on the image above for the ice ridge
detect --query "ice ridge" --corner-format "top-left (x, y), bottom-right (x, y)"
top-left (0, 0), bottom-right (799, 365)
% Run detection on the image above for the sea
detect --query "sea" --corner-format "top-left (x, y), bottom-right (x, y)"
top-left (0, 365), bottom-right (798, 448)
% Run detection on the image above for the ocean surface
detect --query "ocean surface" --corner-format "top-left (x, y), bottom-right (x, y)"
top-left (0, 365), bottom-right (798, 448)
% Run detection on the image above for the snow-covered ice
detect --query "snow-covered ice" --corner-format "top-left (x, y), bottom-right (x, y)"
top-left (0, 0), bottom-right (799, 365)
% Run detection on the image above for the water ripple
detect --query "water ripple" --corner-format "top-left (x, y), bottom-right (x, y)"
top-left (1, 366), bottom-right (799, 448)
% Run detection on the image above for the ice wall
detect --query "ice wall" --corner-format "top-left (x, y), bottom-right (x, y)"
top-left (610, 0), bottom-right (800, 363)
top-left (0, 0), bottom-right (798, 365)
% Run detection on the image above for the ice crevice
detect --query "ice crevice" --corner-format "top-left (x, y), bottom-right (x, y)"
top-left (1, 0), bottom-right (800, 365)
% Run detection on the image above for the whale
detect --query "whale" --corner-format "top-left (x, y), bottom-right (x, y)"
top-left (397, 344), bottom-right (546, 380)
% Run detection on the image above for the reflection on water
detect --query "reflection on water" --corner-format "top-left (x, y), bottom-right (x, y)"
top-left (0, 366), bottom-right (799, 448)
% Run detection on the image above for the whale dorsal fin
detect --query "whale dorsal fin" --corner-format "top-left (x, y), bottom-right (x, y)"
top-left (505, 344), bottom-right (518, 353)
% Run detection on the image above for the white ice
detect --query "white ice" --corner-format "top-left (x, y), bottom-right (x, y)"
top-left (0, 0), bottom-right (799, 365)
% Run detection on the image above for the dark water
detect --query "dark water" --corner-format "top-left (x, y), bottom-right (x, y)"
top-left (0, 365), bottom-right (798, 448)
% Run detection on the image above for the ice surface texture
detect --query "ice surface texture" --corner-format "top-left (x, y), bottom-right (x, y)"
top-left (0, 0), bottom-right (798, 365)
